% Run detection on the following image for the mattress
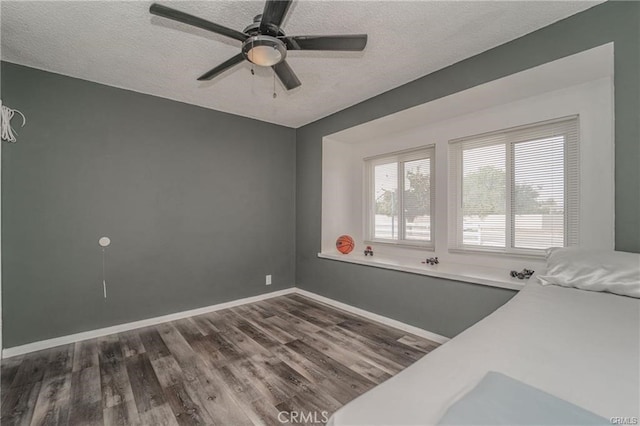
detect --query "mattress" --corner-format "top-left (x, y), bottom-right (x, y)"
top-left (328, 282), bottom-right (640, 425)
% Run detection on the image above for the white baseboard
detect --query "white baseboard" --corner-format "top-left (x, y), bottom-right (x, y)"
top-left (2, 286), bottom-right (448, 358)
top-left (295, 289), bottom-right (450, 345)
top-left (1, 288), bottom-right (296, 359)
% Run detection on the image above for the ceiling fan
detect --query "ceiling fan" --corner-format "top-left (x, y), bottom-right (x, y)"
top-left (150, 0), bottom-right (368, 90)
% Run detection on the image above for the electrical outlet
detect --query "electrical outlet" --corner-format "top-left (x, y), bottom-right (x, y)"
top-left (266, 275), bottom-right (272, 285)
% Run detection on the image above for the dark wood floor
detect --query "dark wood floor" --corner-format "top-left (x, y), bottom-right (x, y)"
top-left (1, 294), bottom-right (439, 425)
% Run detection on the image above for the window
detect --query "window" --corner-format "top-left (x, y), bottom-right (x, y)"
top-left (365, 146), bottom-right (435, 247)
top-left (449, 116), bottom-right (579, 256)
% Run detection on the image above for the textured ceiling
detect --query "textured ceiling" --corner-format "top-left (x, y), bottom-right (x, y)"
top-left (1, 1), bottom-right (602, 128)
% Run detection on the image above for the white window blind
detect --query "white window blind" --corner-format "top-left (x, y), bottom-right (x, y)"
top-left (365, 146), bottom-right (435, 247)
top-left (449, 116), bottom-right (579, 255)
top-left (373, 162), bottom-right (399, 239)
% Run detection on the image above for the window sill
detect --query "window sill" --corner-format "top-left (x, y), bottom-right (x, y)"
top-left (317, 252), bottom-right (527, 291)
top-left (364, 240), bottom-right (435, 251)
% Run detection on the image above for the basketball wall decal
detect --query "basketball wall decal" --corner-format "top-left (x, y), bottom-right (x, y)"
top-left (336, 235), bottom-right (355, 254)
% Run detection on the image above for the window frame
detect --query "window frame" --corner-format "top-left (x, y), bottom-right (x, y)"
top-left (448, 116), bottom-right (579, 257)
top-left (364, 145), bottom-right (436, 249)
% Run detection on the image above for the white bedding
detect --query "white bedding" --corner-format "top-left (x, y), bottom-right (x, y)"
top-left (328, 282), bottom-right (640, 425)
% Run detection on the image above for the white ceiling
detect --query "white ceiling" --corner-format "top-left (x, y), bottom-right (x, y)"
top-left (1, 1), bottom-right (602, 128)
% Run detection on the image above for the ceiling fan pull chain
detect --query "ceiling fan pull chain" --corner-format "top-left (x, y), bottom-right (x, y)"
top-left (273, 71), bottom-right (277, 98)
top-left (250, 37), bottom-right (255, 75)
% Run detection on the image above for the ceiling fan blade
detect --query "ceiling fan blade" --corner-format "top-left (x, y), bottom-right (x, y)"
top-left (150, 3), bottom-right (248, 42)
top-left (260, 0), bottom-right (293, 32)
top-left (197, 54), bottom-right (245, 81)
top-left (281, 34), bottom-right (368, 51)
top-left (272, 61), bottom-right (301, 90)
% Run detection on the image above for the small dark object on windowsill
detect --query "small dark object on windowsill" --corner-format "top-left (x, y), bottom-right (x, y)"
top-left (510, 269), bottom-right (535, 280)
top-left (423, 257), bottom-right (439, 266)
top-left (364, 246), bottom-right (374, 256)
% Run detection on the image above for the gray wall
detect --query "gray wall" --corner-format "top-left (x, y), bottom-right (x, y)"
top-left (1, 62), bottom-right (296, 348)
top-left (295, 1), bottom-right (640, 338)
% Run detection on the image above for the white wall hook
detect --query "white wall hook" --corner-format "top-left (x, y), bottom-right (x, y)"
top-left (99, 237), bottom-right (111, 299)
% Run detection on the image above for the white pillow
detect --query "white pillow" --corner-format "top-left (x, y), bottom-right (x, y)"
top-left (537, 247), bottom-right (640, 298)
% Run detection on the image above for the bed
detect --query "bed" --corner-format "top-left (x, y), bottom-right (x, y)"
top-left (328, 279), bottom-right (640, 425)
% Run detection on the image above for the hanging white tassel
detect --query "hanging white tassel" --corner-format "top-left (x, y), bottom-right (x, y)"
top-left (1, 100), bottom-right (26, 143)
top-left (102, 247), bottom-right (108, 299)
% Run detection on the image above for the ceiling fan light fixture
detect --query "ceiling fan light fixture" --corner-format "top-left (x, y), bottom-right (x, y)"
top-left (242, 35), bottom-right (286, 67)
top-left (150, 1), bottom-right (368, 90)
